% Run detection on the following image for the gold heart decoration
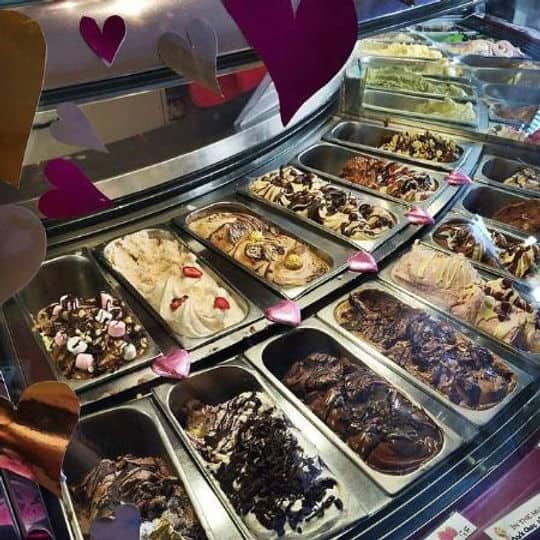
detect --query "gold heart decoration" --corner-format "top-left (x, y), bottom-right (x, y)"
top-left (0, 382), bottom-right (80, 496)
top-left (0, 11), bottom-right (46, 188)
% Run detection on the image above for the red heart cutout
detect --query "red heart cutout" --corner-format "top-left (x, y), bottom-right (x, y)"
top-left (348, 251), bottom-right (378, 273)
top-left (222, 0), bottom-right (357, 124)
top-left (80, 15), bottom-right (126, 66)
top-left (406, 205), bottom-right (435, 225)
top-left (38, 159), bottom-right (112, 220)
top-left (151, 349), bottom-right (191, 380)
top-left (264, 299), bottom-right (301, 326)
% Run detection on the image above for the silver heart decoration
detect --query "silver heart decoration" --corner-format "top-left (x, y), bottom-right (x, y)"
top-left (158, 18), bottom-right (222, 95)
top-left (50, 102), bottom-right (107, 153)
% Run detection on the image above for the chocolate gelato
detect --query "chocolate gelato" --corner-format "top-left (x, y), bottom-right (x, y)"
top-left (379, 131), bottom-right (463, 163)
top-left (433, 220), bottom-right (540, 278)
top-left (188, 211), bottom-right (330, 288)
top-left (34, 293), bottom-right (149, 379)
top-left (492, 200), bottom-right (540, 234)
top-left (490, 103), bottom-right (538, 124)
top-left (73, 455), bottom-right (206, 540)
top-left (183, 391), bottom-right (343, 537)
top-left (335, 288), bottom-right (516, 410)
top-left (282, 352), bottom-right (444, 473)
top-left (340, 155), bottom-right (439, 202)
top-left (249, 166), bottom-right (397, 241)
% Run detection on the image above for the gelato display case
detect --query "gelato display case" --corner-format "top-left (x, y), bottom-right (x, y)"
top-left (2, 1), bottom-right (540, 539)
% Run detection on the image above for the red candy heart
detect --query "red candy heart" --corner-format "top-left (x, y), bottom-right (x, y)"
top-left (79, 15), bottom-right (126, 66)
top-left (214, 297), bottom-right (230, 310)
top-left (182, 266), bottom-right (203, 278)
top-left (348, 251), bottom-right (378, 273)
top-left (264, 299), bottom-right (301, 327)
top-left (221, 0), bottom-right (357, 124)
top-left (152, 348), bottom-right (192, 380)
top-left (38, 159), bottom-right (112, 220)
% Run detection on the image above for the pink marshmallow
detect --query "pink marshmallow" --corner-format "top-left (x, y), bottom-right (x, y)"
top-left (54, 331), bottom-right (67, 346)
top-left (100, 292), bottom-right (114, 310)
top-left (75, 353), bottom-right (94, 372)
top-left (107, 320), bottom-right (126, 338)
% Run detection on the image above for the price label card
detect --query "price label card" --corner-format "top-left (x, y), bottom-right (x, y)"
top-left (425, 513), bottom-right (477, 540)
top-left (486, 493), bottom-right (540, 540)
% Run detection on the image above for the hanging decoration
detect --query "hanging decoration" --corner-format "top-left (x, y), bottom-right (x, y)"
top-left (158, 18), bottom-right (222, 95)
top-left (80, 15), bottom-right (127, 66)
top-left (151, 348), bottom-right (192, 380)
top-left (264, 299), bottom-right (301, 327)
top-left (50, 102), bottom-right (108, 153)
top-left (348, 251), bottom-right (379, 273)
top-left (220, 0), bottom-right (357, 124)
top-left (0, 11), bottom-right (46, 189)
top-left (38, 159), bottom-right (113, 220)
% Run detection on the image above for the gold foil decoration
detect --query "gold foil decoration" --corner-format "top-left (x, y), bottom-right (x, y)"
top-left (0, 11), bottom-right (46, 188)
top-left (0, 382), bottom-right (80, 496)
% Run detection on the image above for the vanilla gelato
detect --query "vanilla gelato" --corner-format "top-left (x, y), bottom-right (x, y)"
top-left (104, 230), bottom-right (246, 339)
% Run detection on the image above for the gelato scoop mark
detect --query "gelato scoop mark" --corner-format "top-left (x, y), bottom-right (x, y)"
top-left (249, 166), bottom-right (397, 241)
top-left (340, 155), bottom-right (439, 202)
top-left (188, 210), bottom-right (330, 288)
top-left (391, 242), bottom-right (540, 352)
top-left (335, 288), bottom-right (516, 410)
top-left (183, 391), bottom-right (343, 537)
top-left (34, 292), bottom-right (148, 379)
top-left (379, 131), bottom-right (463, 163)
top-left (104, 230), bottom-right (246, 339)
top-left (433, 220), bottom-right (540, 279)
top-left (282, 351), bottom-right (444, 473)
top-left (73, 454), bottom-right (207, 539)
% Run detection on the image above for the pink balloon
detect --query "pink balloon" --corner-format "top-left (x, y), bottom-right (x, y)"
top-left (0, 205), bottom-right (46, 305)
top-left (38, 159), bottom-right (112, 220)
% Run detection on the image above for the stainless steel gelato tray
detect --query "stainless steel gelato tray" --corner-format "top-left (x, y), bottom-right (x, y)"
top-left (473, 68), bottom-right (540, 87)
top-left (361, 90), bottom-right (479, 128)
top-left (425, 214), bottom-right (540, 282)
top-left (482, 83), bottom-right (540, 105)
top-left (356, 41), bottom-right (447, 62)
top-left (379, 244), bottom-right (540, 362)
top-left (62, 396), bottom-right (227, 540)
top-left (316, 282), bottom-right (531, 427)
top-left (324, 120), bottom-right (475, 172)
top-left (244, 319), bottom-right (465, 494)
top-left (475, 153), bottom-right (540, 199)
top-left (14, 250), bottom-right (161, 394)
top-left (239, 172), bottom-right (408, 253)
top-left (175, 200), bottom-right (353, 299)
top-left (460, 56), bottom-right (540, 70)
top-left (152, 363), bottom-right (368, 539)
top-left (95, 226), bottom-right (260, 352)
top-left (294, 142), bottom-right (450, 206)
top-left (458, 184), bottom-right (540, 238)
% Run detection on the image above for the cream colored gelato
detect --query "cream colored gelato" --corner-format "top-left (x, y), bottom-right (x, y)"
top-left (104, 230), bottom-right (246, 339)
top-left (358, 41), bottom-right (444, 60)
top-left (414, 98), bottom-right (477, 123)
top-left (392, 242), bottom-right (540, 352)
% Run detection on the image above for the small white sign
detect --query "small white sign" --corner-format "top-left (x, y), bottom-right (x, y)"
top-left (486, 493), bottom-right (540, 540)
top-left (425, 512), bottom-right (477, 540)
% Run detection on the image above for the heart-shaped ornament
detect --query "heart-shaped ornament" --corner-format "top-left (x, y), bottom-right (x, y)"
top-left (0, 205), bottom-right (47, 305)
top-left (348, 251), bottom-right (379, 273)
top-left (151, 349), bottom-right (192, 380)
top-left (0, 454), bottom-right (36, 482)
top-left (0, 381), bottom-right (80, 496)
top-left (38, 159), bottom-right (113, 220)
top-left (0, 11), bottom-right (46, 189)
top-left (50, 102), bottom-right (108, 153)
top-left (80, 15), bottom-right (126, 66)
top-left (291, 0), bottom-right (302, 16)
top-left (265, 300), bottom-right (301, 327)
top-left (447, 169), bottom-right (473, 186)
top-left (406, 206), bottom-right (435, 226)
top-left (221, 0), bottom-right (357, 125)
top-left (158, 19), bottom-right (222, 95)
top-left (90, 504), bottom-right (140, 540)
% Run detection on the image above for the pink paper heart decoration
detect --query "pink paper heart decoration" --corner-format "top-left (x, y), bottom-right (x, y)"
top-left (0, 205), bottom-right (46, 305)
top-left (158, 19), bottom-right (222, 95)
top-left (221, 0), bottom-right (357, 125)
top-left (291, 0), bottom-right (302, 16)
top-left (348, 251), bottom-right (378, 273)
top-left (90, 504), bottom-right (140, 540)
top-left (151, 348), bottom-right (191, 380)
top-left (0, 454), bottom-right (36, 482)
top-left (38, 159), bottom-right (112, 220)
top-left (264, 300), bottom-right (301, 327)
top-left (50, 102), bottom-right (107, 153)
top-left (80, 15), bottom-right (126, 66)
top-left (447, 169), bottom-right (473, 186)
top-left (406, 206), bottom-right (435, 226)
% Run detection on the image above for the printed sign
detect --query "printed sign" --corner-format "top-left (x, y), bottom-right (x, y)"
top-left (425, 513), bottom-right (477, 540)
top-left (486, 493), bottom-right (540, 540)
